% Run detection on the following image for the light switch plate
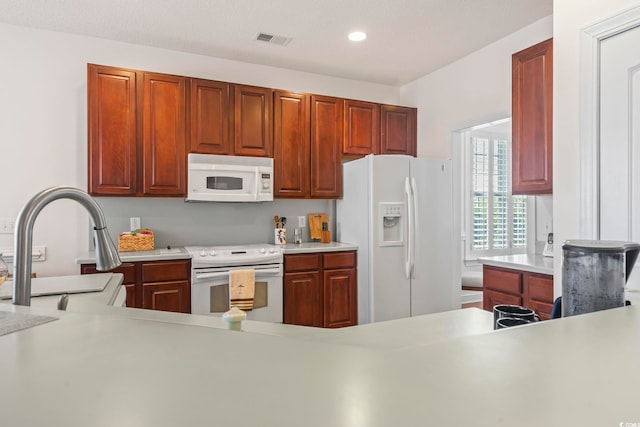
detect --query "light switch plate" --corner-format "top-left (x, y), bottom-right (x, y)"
top-left (0, 218), bottom-right (15, 234)
top-left (298, 216), bottom-right (306, 227)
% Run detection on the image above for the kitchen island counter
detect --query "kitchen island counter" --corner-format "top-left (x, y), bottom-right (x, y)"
top-left (1, 285), bottom-right (640, 425)
top-left (478, 253), bottom-right (554, 275)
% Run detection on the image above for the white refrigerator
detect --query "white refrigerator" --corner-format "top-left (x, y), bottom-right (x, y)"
top-left (336, 154), bottom-right (456, 324)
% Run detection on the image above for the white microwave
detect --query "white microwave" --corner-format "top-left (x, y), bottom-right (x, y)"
top-left (186, 153), bottom-right (274, 202)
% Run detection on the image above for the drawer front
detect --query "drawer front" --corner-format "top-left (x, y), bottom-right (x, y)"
top-left (483, 289), bottom-right (522, 312)
top-left (141, 260), bottom-right (191, 282)
top-left (284, 254), bottom-right (322, 273)
top-left (483, 266), bottom-right (522, 295)
top-left (81, 262), bottom-right (136, 284)
top-left (527, 300), bottom-right (553, 320)
top-left (526, 273), bottom-right (554, 303)
top-left (323, 251), bottom-right (356, 270)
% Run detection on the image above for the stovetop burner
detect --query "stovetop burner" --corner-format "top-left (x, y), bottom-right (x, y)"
top-left (184, 243), bottom-right (284, 267)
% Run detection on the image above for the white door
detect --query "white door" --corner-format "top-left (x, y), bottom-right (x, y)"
top-left (599, 24), bottom-right (640, 289)
top-left (370, 155), bottom-right (412, 322)
top-left (410, 158), bottom-right (456, 315)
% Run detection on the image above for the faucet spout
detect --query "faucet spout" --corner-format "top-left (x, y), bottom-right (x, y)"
top-left (12, 187), bottom-right (122, 306)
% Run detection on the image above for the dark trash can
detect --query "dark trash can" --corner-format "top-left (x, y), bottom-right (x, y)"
top-left (493, 304), bottom-right (536, 330)
top-left (562, 240), bottom-right (640, 317)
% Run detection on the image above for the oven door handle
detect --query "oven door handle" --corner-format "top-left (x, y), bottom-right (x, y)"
top-left (194, 267), bottom-right (281, 280)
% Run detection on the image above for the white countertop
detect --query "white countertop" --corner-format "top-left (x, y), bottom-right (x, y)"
top-left (0, 273), bottom-right (124, 309)
top-left (75, 246), bottom-right (191, 264)
top-left (478, 253), bottom-right (554, 275)
top-left (76, 242), bottom-right (358, 263)
top-left (1, 298), bottom-right (639, 426)
top-left (283, 241), bottom-right (358, 254)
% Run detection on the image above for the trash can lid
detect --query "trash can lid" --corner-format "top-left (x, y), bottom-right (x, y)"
top-left (562, 240), bottom-right (640, 253)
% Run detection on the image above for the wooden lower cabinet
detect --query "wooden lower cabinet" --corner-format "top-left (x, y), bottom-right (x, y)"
top-left (81, 262), bottom-right (137, 307)
top-left (142, 280), bottom-right (190, 313)
top-left (81, 258), bottom-right (191, 314)
top-left (324, 268), bottom-right (357, 328)
top-left (284, 251), bottom-right (357, 328)
top-left (482, 265), bottom-right (553, 320)
top-left (283, 270), bottom-right (323, 327)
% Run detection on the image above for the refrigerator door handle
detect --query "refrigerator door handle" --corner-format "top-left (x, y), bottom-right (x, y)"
top-left (405, 177), bottom-right (414, 280)
top-left (410, 177), bottom-right (418, 278)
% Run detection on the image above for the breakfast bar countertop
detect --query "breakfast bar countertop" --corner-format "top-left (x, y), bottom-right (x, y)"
top-left (1, 297), bottom-right (640, 426)
top-left (478, 253), bottom-right (554, 275)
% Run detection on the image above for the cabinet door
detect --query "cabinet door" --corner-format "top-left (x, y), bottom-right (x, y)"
top-left (512, 38), bottom-right (553, 195)
top-left (483, 289), bottom-right (522, 312)
top-left (343, 99), bottom-right (379, 156)
top-left (234, 84), bottom-right (273, 157)
top-left (273, 91), bottom-right (310, 198)
top-left (88, 64), bottom-right (138, 196)
top-left (81, 262), bottom-right (138, 308)
top-left (380, 105), bottom-right (417, 156)
top-left (310, 95), bottom-right (343, 198)
top-left (190, 79), bottom-right (231, 155)
top-left (323, 268), bottom-right (357, 328)
top-left (142, 72), bottom-right (187, 196)
top-left (142, 280), bottom-right (191, 313)
top-left (523, 272), bottom-right (554, 320)
top-left (283, 271), bottom-right (323, 327)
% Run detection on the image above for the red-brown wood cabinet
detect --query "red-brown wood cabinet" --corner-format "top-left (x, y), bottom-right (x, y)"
top-left (512, 38), bottom-right (553, 195)
top-left (284, 251), bottom-right (357, 328)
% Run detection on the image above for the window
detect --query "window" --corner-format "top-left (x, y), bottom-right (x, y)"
top-left (463, 119), bottom-right (528, 260)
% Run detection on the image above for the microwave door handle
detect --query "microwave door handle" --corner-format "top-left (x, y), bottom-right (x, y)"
top-left (254, 169), bottom-right (260, 201)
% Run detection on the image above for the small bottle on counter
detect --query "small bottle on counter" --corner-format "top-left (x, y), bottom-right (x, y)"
top-left (321, 222), bottom-right (331, 244)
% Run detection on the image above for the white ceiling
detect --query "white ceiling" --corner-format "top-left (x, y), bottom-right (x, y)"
top-left (0, 0), bottom-right (552, 86)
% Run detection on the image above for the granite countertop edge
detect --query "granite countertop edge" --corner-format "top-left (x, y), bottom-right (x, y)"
top-left (477, 254), bottom-right (554, 275)
top-left (76, 242), bottom-right (358, 263)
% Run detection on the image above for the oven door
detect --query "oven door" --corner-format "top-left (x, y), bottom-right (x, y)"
top-left (191, 263), bottom-right (283, 323)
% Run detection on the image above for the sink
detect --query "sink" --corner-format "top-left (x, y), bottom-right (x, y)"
top-left (0, 311), bottom-right (57, 336)
top-left (159, 248), bottom-right (183, 254)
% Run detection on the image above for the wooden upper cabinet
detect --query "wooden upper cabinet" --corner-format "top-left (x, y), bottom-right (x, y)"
top-left (512, 38), bottom-right (553, 195)
top-left (142, 72), bottom-right (187, 196)
top-left (88, 64), bottom-right (138, 196)
top-left (234, 84), bottom-right (273, 157)
top-left (190, 79), bottom-right (231, 155)
top-left (380, 105), bottom-right (417, 156)
top-left (343, 99), bottom-right (379, 156)
top-left (273, 91), bottom-right (310, 198)
top-left (310, 95), bottom-right (343, 199)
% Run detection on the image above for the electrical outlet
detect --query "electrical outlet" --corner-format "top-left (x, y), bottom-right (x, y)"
top-left (298, 216), bottom-right (306, 228)
top-left (0, 218), bottom-right (15, 234)
top-left (130, 217), bottom-right (141, 231)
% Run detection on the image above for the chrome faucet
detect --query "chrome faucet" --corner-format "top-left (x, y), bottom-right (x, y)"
top-left (12, 187), bottom-right (121, 306)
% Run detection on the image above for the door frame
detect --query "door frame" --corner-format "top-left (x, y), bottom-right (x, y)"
top-left (580, 5), bottom-right (640, 239)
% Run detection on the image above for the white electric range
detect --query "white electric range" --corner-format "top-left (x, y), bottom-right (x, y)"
top-left (184, 244), bottom-right (284, 323)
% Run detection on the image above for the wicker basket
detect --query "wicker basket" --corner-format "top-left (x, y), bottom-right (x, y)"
top-left (118, 232), bottom-right (154, 252)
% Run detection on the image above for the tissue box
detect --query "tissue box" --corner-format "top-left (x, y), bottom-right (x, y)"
top-left (118, 230), bottom-right (154, 252)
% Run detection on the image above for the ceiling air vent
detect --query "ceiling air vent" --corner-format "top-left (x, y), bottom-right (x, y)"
top-left (255, 32), bottom-right (292, 46)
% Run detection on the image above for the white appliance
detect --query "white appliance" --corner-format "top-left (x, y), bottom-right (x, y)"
top-left (186, 153), bottom-right (273, 202)
top-left (337, 155), bottom-right (455, 324)
top-left (185, 244), bottom-right (284, 323)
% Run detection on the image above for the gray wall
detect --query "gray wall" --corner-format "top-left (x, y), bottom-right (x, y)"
top-left (97, 198), bottom-right (334, 248)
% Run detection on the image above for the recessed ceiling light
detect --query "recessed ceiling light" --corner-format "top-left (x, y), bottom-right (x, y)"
top-left (348, 31), bottom-right (367, 42)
